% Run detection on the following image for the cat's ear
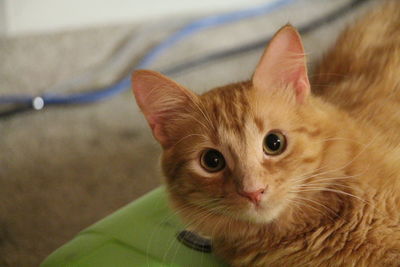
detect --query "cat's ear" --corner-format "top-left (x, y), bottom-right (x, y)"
top-left (252, 25), bottom-right (310, 103)
top-left (132, 70), bottom-right (196, 148)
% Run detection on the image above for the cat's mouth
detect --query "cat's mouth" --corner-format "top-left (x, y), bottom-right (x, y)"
top-left (237, 198), bottom-right (286, 224)
top-left (247, 201), bottom-right (269, 213)
top-left (253, 203), bottom-right (266, 211)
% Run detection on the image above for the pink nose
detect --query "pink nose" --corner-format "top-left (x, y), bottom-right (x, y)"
top-left (238, 188), bottom-right (266, 205)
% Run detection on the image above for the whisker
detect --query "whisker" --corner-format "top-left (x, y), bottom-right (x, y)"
top-left (292, 133), bottom-right (377, 187)
top-left (289, 187), bottom-right (369, 205)
top-left (287, 199), bottom-right (329, 219)
top-left (295, 182), bottom-right (354, 190)
top-left (292, 196), bottom-right (338, 217)
top-left (292, 172), bottom-right (363, 185)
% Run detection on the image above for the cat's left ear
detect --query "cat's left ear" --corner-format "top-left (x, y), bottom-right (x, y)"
top-left (252, 25), bottom-right (310, 103)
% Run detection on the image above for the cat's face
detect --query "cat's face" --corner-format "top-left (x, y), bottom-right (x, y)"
top-left (160, 82), bottom-right (325, 225)
top-left (133, 26), bottom-right (326, 228)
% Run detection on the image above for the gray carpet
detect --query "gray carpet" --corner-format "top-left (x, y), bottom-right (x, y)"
top-left (0, 0), bottom-right (378, 266)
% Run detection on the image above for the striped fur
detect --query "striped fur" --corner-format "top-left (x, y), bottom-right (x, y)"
top-left (133, 1), bottom-right (400, 266)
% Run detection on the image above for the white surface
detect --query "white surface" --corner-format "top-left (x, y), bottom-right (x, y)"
top-left (1, 0), bottom-right (275, 36)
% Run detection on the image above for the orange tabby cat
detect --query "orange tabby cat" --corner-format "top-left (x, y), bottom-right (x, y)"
top-left (132, 1), bottom-right (400, 266)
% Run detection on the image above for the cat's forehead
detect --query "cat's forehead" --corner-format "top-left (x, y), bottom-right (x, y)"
top-left (200, 81), bottom-right (262, 135)
top-left (199, 81), bottom-right (292, 134)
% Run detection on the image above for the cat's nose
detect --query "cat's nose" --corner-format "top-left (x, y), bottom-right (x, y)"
top-left (238, 187), bottom-right (266, 205)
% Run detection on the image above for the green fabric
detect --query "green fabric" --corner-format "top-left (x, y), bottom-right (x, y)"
top-left (41, 187), bottom-right (227, 266)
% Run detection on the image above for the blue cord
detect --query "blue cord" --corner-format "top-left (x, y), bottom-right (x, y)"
top-left (0, 0), bottom-right (295, 106)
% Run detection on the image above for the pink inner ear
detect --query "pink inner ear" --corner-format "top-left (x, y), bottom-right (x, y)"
top-left (253, 25), bottom-right (310, 103)
top-left (132, 70), bottom-right (193, 147)
top-left (147, 114), bottom-right (169, 145)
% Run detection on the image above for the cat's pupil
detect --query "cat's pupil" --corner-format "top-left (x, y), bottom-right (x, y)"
top-left (204, 150), bottom-right (222, 168)
top-left (263, 131), bottom-right (286, 155)
top-left (201, 149), bottom-right (225, 172)
top-left (266, 134), bottom-right (281, 151)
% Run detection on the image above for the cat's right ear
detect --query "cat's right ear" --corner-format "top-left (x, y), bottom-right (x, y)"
top-left (132, 70), bottom-right (195, 148)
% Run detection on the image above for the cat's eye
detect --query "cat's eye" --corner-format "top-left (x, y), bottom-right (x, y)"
top-left (200, 149), bottom-right (225, 173)
top-left (263, 131), bottom-right (286, 156)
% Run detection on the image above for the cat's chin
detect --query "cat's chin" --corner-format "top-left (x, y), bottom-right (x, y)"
top-left (238, 202), bottom-right (284, 224)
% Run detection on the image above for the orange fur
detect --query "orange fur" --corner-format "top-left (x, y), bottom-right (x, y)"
top-left (132, 1), bottom-right (400, 266)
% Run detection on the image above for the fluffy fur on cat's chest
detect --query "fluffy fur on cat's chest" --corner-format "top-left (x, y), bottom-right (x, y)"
top-left (214, 193), bottom-right (400, 266)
